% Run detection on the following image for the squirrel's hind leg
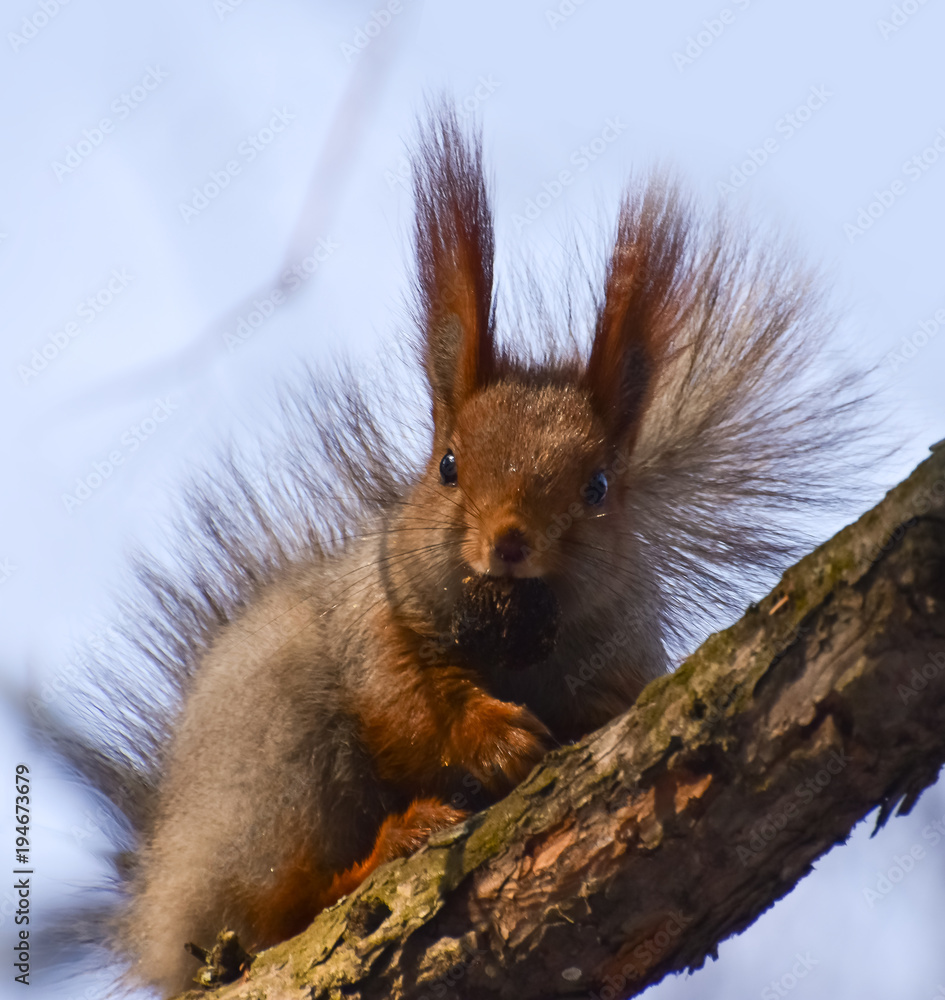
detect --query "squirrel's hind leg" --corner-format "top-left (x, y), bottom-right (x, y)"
top-left (321, 798), bottom-right (469, 907)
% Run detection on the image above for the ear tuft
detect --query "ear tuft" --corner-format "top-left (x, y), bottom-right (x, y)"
top-left (584, 182), bottom-right (691, 447)
top-left (413, 104), bottom-right (496, 436)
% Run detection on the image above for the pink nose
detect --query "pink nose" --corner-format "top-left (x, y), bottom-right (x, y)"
top-left (494, 529), bottom-right (528, 565)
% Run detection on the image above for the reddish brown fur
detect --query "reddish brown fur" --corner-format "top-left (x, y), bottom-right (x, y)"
top-left (240, 850), bottom-right (332, 948)
top-left (414, 110), bottom-right (497, 438)
top-left (585, 186), bottom-right (689, 446)
top-left (357, 617), bottom-right (552, 796)
top-left (338, 115), bottom-right (673, 909)
top-left (323, 800), bottom-right (470, 906)
top-left (230, 800), bottom-right (469, 950)
top-left (49, 104), bottom-right (867, 998)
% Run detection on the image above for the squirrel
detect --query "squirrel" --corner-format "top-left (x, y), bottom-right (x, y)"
top-left (39, 105), bottom-right (867, 997)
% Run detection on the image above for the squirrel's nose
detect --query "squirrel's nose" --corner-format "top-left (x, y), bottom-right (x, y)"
top-left (493, 528), bottom-right (529, 565)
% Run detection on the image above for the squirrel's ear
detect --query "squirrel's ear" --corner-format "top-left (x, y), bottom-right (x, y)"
top-left (584, 184), bottom-right (689, 449)
top-left (413, 107), bottom-right (496, 436)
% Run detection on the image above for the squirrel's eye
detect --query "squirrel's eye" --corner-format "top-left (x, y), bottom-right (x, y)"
top-left (583, 470), bottom-right (608, 505)
top-left (439, 450), bottom-right (457, 487)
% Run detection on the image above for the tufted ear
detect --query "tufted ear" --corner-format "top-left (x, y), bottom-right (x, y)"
top-left (584, 184), bottom-right (690, 450)
top-left (413, 107), bottom-right (496, 442)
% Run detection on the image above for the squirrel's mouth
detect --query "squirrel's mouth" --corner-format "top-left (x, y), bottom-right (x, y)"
top-left (449, 575), bottom-right (560, 671)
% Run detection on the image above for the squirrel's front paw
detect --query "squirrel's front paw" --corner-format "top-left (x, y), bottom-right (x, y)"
top-left (452, 697), bottom-right (553, 796)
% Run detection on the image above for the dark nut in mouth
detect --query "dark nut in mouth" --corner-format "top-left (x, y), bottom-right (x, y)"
top-left (449, 575), bottom-right (560, 670)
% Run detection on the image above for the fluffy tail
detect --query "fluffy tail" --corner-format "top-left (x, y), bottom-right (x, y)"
top-left (26, 365), bottom-right (420, 989)
top-left (610, 181), bottom-right (877, 655)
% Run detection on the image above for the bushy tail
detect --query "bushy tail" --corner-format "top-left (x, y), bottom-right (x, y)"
top-left (24, 363), bottom-right (420, 990)
top-left (614, 181), bottom-right (880, 655)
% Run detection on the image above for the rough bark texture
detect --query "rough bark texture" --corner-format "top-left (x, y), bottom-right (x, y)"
top-left (178, 443), bottom-right (945, 1000)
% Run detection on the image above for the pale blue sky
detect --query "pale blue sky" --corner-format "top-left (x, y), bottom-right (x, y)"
top-left (1, 1), bottom-right (944, 997)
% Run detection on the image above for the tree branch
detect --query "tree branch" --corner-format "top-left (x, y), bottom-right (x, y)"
top-left (180, 443), bottom-right (945, 1000)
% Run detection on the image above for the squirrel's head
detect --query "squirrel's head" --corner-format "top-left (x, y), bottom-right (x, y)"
top-left (385, 107), bottom-right (687, 670)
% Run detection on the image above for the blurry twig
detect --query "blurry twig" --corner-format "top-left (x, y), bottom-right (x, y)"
top-left (50, 7), bottom-right (410, 424)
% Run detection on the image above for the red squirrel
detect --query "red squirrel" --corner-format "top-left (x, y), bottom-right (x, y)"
top-left (44, 106), bottom-right (865, 996)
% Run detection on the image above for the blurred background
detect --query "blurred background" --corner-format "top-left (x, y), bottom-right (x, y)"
top-left (1, 1), bottom-right (944, 997)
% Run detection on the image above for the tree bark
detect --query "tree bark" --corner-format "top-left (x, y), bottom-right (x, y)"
top-left (180, 443), bottom-right (945, 1000)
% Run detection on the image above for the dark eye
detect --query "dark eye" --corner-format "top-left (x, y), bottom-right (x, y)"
top-left (583, 470), bottom-right (608, 505)
top-left (439, 450), bottom-right (457, 486)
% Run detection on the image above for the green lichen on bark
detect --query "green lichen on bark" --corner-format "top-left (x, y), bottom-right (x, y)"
top-left (181, 444), bottom-right (945, 1000)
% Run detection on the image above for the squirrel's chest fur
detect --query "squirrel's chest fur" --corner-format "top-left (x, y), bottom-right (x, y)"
top-left (157, 521), bottom-right (661, 835)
